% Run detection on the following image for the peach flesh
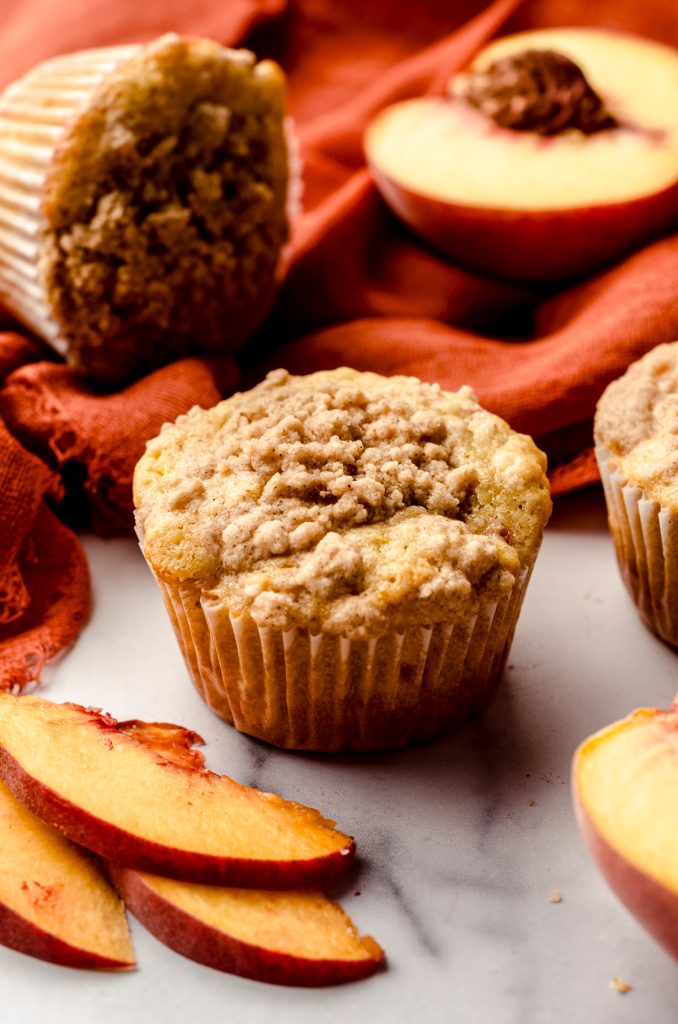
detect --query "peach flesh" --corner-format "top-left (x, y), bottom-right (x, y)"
top-left (365, 28), bottom-right (678, 281)
top-left (0, 780), bottom-right (134, 969)
top-left (573, 708), bottom-right (678, 961)
top-left (112, 867), bottom-right (384, 986)
top-left (112, 723), bottom-right (383, 986)
top-left (0, 693), bottom-right (355, 889)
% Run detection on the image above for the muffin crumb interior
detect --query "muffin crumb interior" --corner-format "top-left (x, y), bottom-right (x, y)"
top-left (41, 36), bottom-right (288, 382)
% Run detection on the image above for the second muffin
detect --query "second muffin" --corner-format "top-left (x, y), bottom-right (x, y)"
top-left (595, 341), bottom-right (678, 646)
top-left (0, 34), bottom-right (290, 384)
top-left (134, 368), bottom-right (551, 751)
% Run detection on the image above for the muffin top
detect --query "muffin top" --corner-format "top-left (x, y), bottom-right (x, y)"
top-left (134, 368), bottom-right (551, 637)
top-left (595, 342), bottom-right (678, 507)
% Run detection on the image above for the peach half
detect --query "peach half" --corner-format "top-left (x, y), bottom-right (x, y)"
top-left (365, 28), bottom-right (678, 281)
top-left (573, 705), bottom-right (678, 961)
top-left (0, 693), bottom-right (354, 889)
top-left (0, 779), bottom-right (134, 970)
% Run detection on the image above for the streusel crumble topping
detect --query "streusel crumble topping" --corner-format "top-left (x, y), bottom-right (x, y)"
top-left (135, 368), bottom-right (551, 635)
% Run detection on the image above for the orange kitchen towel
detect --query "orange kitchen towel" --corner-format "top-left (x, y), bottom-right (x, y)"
top-left (0, 356), bottom-right (239, 537)
top-left (0, 0), bottom-right (677, 689)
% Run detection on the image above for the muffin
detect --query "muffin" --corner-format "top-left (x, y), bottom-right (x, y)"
top-left (0, 34), bottom-right (289, 384)
top-left (595, 342), bottom-right (678, 646)
top-left (134, 367), bottom-right (552, 752)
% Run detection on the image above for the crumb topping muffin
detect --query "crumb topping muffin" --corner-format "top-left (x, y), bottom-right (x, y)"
top-left (0, 34), bottom-right (289, 383)
top-left (595, 343), bottom-right (678, 507)
top-left (595, 341), bottom-right (678, 648)
top-left (135, 367), bottom-right (551, 638)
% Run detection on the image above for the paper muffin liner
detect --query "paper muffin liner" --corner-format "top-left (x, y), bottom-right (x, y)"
top-left (0, 39), bottom-right (298, 357)
top-left (596, 445), bottom-right (678, 646)
top-left (146, 558), bottom-right (534, 753)
top-left (0, 44), bottom-right (141, 351)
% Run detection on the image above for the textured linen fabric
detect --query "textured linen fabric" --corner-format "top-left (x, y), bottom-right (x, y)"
top-left (0, 0), bottom-right (676, 687)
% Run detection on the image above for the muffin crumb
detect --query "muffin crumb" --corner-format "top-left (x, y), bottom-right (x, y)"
top-left (27, 35), bottom-right (289, 382)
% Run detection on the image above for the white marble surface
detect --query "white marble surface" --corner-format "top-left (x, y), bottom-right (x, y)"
top-left (2, 486), bottom-right (678, 1023)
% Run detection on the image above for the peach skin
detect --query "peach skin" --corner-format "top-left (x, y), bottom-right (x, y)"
top-left (572, 701), bottom-right (678, 961)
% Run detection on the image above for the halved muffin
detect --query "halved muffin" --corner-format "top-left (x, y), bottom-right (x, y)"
top-left (0, 34), bottom-right (289, 383)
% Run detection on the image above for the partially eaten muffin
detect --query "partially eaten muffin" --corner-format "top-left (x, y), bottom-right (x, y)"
top-left (0, 35), bottom-right (290, 383)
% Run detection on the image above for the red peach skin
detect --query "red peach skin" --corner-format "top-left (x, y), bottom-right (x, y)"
top-left (0, 902), bottom-right (133, 970)
top-left (368, 164), bottom-right (678, 282)
top-left (0, 779), bottom-right (134, 969)
top-left (0, 693), bottom-right (355, 889)
top-left (572, 706), bottom-right (678, 962)
top-left (112, 867), bottom-right (384, 987)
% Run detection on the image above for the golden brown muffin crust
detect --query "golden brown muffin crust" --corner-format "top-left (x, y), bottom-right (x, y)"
top-left (595, 342), bottom-right (678, 507)
top-left (135, 368), bottom-right (551, 637)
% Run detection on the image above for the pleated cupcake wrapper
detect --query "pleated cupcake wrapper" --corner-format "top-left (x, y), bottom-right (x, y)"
top-left (596, 445), bottom-right (678, 646)
top-left (149, 562), bottom-right (533, 753)
top-left (0, 39), bottom-right (298, 355)
top-left (0, 44), bottom-right (142, 351)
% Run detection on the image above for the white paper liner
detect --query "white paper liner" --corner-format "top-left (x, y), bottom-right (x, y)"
top-left (147, 561), bottom-right (534, 753)
top-left (596, 445), bottom-right (678, 646)
top-left (0, 45), bottom-right (141, 352)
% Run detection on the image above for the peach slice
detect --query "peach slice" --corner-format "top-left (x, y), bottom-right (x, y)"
top-left (111, 867), bottom-right (383, 986)
top-left (365, 28), bottom-right (678, 281)
top-left (572, 706), bottom-right (678, 961)
top-left (112, 721), bottom-right (383, 985)
top-left (0, 693), bottom-right (355, 888)
top-left (0, 779), bottom-right (134, 969)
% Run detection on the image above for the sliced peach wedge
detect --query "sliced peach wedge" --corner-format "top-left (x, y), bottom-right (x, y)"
top-left (365, 28), bottom-right (678, 281)
top-left (0, 778), bottom-right (134, 970)
top-left (572, 704), bottom-right (678, 961)
top-left (0, 693), bottom-right (355, 889)
top-left (109, 719), bottom-right (383, 985)
top-left (111, 868), bottom-right (384, 986)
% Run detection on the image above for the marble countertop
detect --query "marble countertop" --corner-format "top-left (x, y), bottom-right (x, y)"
top-left (2, 486), bottom-right (677, 1024)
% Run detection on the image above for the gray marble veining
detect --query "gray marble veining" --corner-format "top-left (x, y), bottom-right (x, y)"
top-left (2, 489), bottom-right (677, 1024)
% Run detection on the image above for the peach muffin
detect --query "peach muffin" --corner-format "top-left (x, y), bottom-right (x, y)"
top-left (134, 367), bottom-right (551, 751)
top-left (0, 34), bottom-right (289, 384)
top-left (595, 341), bottom-right (678, 646)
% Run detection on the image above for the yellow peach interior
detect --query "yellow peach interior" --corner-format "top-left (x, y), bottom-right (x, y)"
top-left (366, 29), bottom-right (678, 210)
top-left (0, 780), bottom-right (133, 963)
top-left (138, 873), bottom-right (382, 961)
top-left (576, 708), bottom-right (678, 895)
top-left (0, 694), bottom-right (350, 861)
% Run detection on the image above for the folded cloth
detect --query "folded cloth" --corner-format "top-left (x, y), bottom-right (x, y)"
top-left (0, 0), bottom-right (677, 688)
top-left (0, 356), bottom-right (239, 536)
top-left (0, 410), bottom-right (88, 691)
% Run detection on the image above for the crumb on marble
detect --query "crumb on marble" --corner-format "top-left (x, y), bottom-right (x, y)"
top-left (610, 976), bottom-right (632, 994)
top-left (548, 888), bottom-right (562, 903)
